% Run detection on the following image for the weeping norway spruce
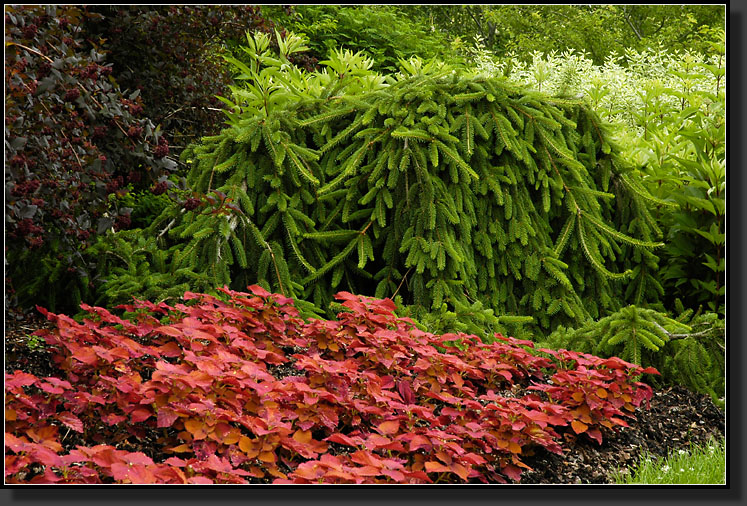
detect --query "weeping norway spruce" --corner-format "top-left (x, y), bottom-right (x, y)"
top-left (109, 37), bottom-right (666, 333)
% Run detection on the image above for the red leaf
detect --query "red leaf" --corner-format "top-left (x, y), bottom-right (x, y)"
top-left (188, 476), bottom-right (214, 484)
top-left (152, 465), bottom-right (188, 484)
top-left (248, 284), bottom-right (271, 298)
top-left (4, 433), bottom-right (30, 453)
top-left (379, 375), bottom-right (395, 389)
top-left (449, 462), bottom-right (470, 481)
top-left (641, 366), bottom-right (660, 375)
top-left (293, 462), bottom-right (325, 481)
top-left (571, 420), bottom-right (588, 434)
top-left (101, 413), bottom-right (127, 426)
top-left (70, 346), bottom-right (98, 366)
top-left (90, 446), bottom-right (122, 468)
top-left (365, 434), bottom-right (392, 449)
top-left (396, 380), bottom-right (416, 405)
top-left (157, 341), bottom-right (182, 357)
top-left (157, 407), bottom-right (180, 428)
top-left (184, 419), bottom-right (206, 437)
top-left (424, 461), bottom-right (450, 474)
top-left (403, 469), bottom-right (433, 483)
top-left (27, 442), bottom-right (64, 468)
top-left (156, 326), bottom-right (182, 338)
top-left (380, 468), bottom-right (405, 481)
top-left (130, 407), bottom-right (151, 423)
top-left (601, 357), bottom-right (635, 370)
top-left (587, 428), bottom-right (603, 445)
top-left (43, 377), bottom-right (72, 389)
top-left (110, 463), bottom-right (157, 483)
top-left (407, 435), bottom-right (432, 452)
top-left (56, 412), bottom-right (84, 433)
top-left (325, 433), bottom-right (363, 447)
top-left (461, 452), bottom-right (487, 466)
top-left (202, 454), bottom-right (233, 474)
top-left (501, 463), bottom-right (523, 482)
top-left (496, 370), bottom-right (513, 381)
top-left (271, 294), bottom-right (295, 306)
top-left (163, 456), bottom-right (187, 467)
top-left (333, 291), bottom-right (358, 302)
top-left (91, 346), bottom-right (115, 363)
top-left (122, 451), bottom-right (155, 466)
top-left (376, 420), bottom-right (400, 435)
top-left (39, 382), bottom-right (65, 395)
top-left (349, 450), bottom-right (383, 468)
top-left (26, 425), bottom-right (61, 451)
top-left (435, 450), bottom-right (453, 465)
top-left (5, 371), bottom-right (38, 389)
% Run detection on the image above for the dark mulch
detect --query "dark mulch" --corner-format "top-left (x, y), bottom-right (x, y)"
top-left (4, 313), bottom-right (726, 484)
top-left (520, 384), bottom-right (725, 483)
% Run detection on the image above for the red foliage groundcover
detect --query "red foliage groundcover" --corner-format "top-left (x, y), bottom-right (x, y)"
top-left (5, 286), bottom-right (657, 483)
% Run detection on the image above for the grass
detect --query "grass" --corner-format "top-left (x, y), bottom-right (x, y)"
top-left (612, 436), bottom-right (726, 484)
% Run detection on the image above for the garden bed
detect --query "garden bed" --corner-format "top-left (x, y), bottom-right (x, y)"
top-left (4, 296), bottom-right (725, 485)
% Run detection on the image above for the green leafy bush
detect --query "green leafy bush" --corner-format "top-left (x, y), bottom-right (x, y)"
top-left (632, 39), bottom-right (725, 315)
top-left (95, 32), bottom-right (666, 335)
top-left (468, 37), bottom-right (724, 132)
top-left (263, 5), bottom-right (454, 74)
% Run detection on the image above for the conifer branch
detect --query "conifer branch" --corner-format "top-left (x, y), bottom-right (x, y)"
top-left (577, 217), bottom-right (630, 280)
top-left (392, 267), bottom-right (413, 299)
top-left (650, 320), bottom-right (721, 346)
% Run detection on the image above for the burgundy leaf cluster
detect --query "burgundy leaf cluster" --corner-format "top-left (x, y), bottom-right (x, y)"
top-left (5, 287), bottom-right (657, 484)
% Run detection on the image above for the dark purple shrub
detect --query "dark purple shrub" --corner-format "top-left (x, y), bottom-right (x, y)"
top-left (5, 5), bottom-right (176, 313)
top-left (82, 6), bottom-right (317, 148)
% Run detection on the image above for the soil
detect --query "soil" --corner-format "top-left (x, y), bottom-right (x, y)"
top-left (520, 384), bottom-right (725, 484)
top-left (4, 312), bottom-right (726, 484)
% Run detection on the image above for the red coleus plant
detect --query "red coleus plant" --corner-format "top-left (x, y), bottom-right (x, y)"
top-left (5, 287), bottom-right (658, 484)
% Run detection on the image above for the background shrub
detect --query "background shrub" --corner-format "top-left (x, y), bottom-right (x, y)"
top-left (263, 5), bottom-right (456, 74)
top-left (398, 5), bottom-right (724, 65)
top-left (5, 5), bottom-right (309, 315)
top-left (97, 34), bottom-right (667, 337)
top-left (4, 5), bottom-right (175, 313)
top-left (83, 5), bottom-right (317, 158)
